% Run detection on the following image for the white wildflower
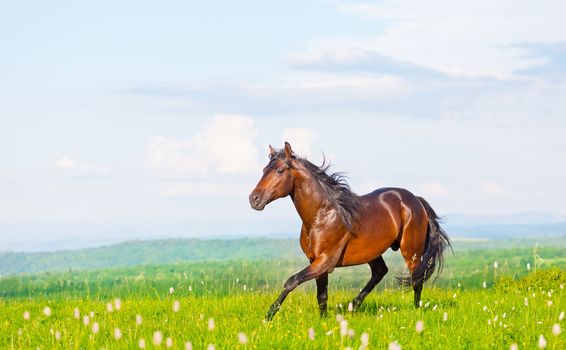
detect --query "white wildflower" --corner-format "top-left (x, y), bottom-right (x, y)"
top-left (483, 281), bottom-right (487, 288)
top-left (340, 320), bottom-right (348, 337)
top-left (114, 328), bottom-right (122, 340)
top-left (510, 343), bottom-right (518, 350)
top-left (106, 303), bottom-right (113, 313)
top-left (55, 330), bottom-right (61, 341)
top-left (23, 311), bottom-right (30, 320)
top-left (416, 320), bottom-right (424, 333)
top-left (443, 312), bottom-right (448, 321)
top-left (153, 331), bottom-right (163, 346)
top-left (360, 332), bottom-right (369, 347)
top-left (538, 334), bottom-right (546, 349)
top-left (494, 261), bottom-right (498, 269)
top-left (308, 328), bottom-right (315, 340)
top-left (559, 311), bottom-right (564, 321)
top-left (185, 342), bottom-right (193, 350)
top-left (388, 341), bottom-right (402, 350)
top-left (238, 332), bottom-right (248, 344)
top-left (73, 307), bottom-right (80, 319)
top-left (43, 306), bottom-right (52, 317)
top-left (527, 263), bottom-right (531, 271)
top-left (92, 322), bottom-right (99, 334)
top-left (114, 298), bottom-right (122, 311)
top-left (207, 345), bottom-right (215, 350)
top-left (169, 287), bottom-right (175, 294)
top-left (348, 302), bottom-right (353, 312)
top-left (552, 324), bottom-right (561, 336)
top-left (173, 300), bottom-right (180, 313)
top-left (136, 314), bottom-right (143, 325)
top-left (83, 315), bottom-right (90, 326)
top-left (208, 318), bottom-right (215, 331)
top-left (139, 339), bottom-right (146, 349)
top-left (166, 337), bottom-right (173, 348)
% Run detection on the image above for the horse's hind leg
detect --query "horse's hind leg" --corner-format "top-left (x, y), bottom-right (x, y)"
top-left (399, 217), bottom-right (427, 308)
top-left (400, 245), bottom-right (426, 308)
top-left (352, 256), bottom-right (388, 311)
top-left (413, 281), bottom-right (423, 308)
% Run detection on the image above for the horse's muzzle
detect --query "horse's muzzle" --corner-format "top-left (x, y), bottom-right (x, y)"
top-left (249, 190), bottom-right (267, 211)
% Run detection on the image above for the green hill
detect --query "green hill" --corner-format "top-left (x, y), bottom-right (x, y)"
top-left (1, 236), bottom-right (565, 277)
top-left (0, 238), bottom-right (303, 275)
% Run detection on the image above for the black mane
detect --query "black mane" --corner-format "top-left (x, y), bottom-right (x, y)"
top-left (272, 150), bottom-right (361, 232)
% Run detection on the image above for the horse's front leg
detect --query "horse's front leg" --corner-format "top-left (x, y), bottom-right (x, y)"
top-left (266, 255), bottom-right (333, 320)
top-left (316, 272), bottom-right (328, 317)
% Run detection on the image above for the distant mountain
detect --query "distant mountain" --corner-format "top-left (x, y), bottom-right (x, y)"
top-left (445, 222), bottom-right (566, 239)
top-left (443, 212), bottom-right (566, 226)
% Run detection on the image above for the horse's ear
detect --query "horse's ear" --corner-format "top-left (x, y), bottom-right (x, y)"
top-left (268, 145), bottom-right (276, 158)
top-left (284, 141), bottom-right (294, 159)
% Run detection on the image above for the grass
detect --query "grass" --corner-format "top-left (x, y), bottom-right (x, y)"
top-left (0, 245), bottom-right (565, 349)
top-left (1, 279), bottom-right (564, 349)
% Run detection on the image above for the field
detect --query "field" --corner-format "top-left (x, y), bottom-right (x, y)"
top-left (1, 239), bottom-right (565, 349)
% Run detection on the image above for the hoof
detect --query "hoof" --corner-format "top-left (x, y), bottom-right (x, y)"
top-left (265, 304), bottom-right (280, 321)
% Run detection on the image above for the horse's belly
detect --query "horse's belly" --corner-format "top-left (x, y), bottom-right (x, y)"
top-left (336, 193), bottom-right (401, 266)
top-left (337, 219), bottom-right (398, 267)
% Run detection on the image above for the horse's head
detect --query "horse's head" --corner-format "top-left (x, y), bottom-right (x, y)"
top-left (249, 142), bottom-right (296, 211)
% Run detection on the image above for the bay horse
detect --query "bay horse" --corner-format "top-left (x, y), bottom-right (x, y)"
top-left (249, 142), bottom-right (451, 320)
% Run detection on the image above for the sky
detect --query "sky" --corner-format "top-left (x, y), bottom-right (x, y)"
top-left (1, 1), bottom-right (566, 250)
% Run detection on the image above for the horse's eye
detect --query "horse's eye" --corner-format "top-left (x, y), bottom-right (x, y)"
top-left (276, 168), bottom-right (284, 174)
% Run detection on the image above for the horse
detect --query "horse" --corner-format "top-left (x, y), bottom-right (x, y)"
top-left (249, 142), bottom-right (451, 320)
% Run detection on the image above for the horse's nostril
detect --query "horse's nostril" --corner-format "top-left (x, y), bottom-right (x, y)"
top-left (253, 194), bottom-right (260, 203)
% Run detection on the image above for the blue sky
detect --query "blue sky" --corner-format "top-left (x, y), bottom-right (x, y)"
top-left (1, 1), bottom-right (566, 250)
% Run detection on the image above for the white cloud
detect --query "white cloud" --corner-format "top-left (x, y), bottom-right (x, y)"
top-left (479, 181), bottom-right (507, 196)
top-left (147, 114), bottom-right (259, 178)
top-left (55, 156), bottom-right (109, 176)
top-left (325, 0), bottom-right (566, 77)
top-left (419, 181), bottom-right (450, 198)
top-left (281, 128), bottom-right (317, 158)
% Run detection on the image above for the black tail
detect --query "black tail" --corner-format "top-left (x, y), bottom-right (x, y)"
top-left (405, 197), bottom-right (452, 286)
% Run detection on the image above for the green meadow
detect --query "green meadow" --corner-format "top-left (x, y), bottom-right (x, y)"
top-left (0, 239), bottom-right (565, 349)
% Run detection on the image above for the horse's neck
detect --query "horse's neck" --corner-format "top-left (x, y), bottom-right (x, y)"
top-left (290, 172), bottom-right (327, 230)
